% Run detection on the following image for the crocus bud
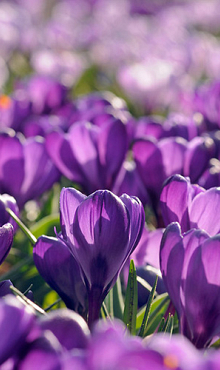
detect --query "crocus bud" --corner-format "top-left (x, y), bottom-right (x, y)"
top-left (60, 187), bottom-right (145, 327)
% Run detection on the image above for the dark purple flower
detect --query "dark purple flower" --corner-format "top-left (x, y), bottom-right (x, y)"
top-left (160, 174), bottom-right (220, 235)
top-left (0, 130), bottom-right (60, 208)
top-left (19, 75), bottom-right (68, 115)
top-left (46, 119), bottom-right (127, 194)
top-left (33, 236), bottom-right (87, 316)
top-left (0, 94), bottom-right (31, 132)
top-left (183, 136), bottom-right (215, 183)
top-left (147, 333), bottom-right (205, 370)
top-left (133, 136), bottom-right (187, 210)
top-left (0, 193), bottom-right (19, 230)
top-left (112, 160), bottom-right (149, 207)
top-left (160, 222), bottom-right (220, 348)
top-left (0, 223), bottom-right (14, 265)
top-left (60, 187), bottom-right (145, 327)
top-left (0, 295), bottom-right (36, 365)
top-left (39, 309), bottom-right (89, 351)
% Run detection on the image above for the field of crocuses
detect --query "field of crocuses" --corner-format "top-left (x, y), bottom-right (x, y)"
top-left (2, 0), bottom-right (220, 369)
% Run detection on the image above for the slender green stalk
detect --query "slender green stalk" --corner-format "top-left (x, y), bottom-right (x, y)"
top-left (138, 276), bottom-right (158, 337)
top-left (6, 207), bottom-right (37, 245)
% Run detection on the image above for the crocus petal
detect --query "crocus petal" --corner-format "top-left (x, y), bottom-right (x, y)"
top-left (19, 137), bottom-right (60, 206)
top-left (158, 137), bottom-right (187, 178)
top-left (39, 309), bottom-right (89, 351)
top-left (46, 130), bottom-right (83, 183)
top-left (60, 187), bottom-right (86, 244)
top-left (189, 187), bottom-right (220, 236)
top-left (184, 235), bottom-right (220, 348)
top-left (69, 122), bottom-right (101, 192)
top-left (0, 193), bottom-right (19, 230)
top-left (33, 236), bottom-right (87, 313)
top-left (0, 223), bottom-right (14, 265)
top-left (17, 331), bottom-right (63, 370)
top-left (72, 190), bottom-right (130, 289)
top-left (0, 131), bottom-right (24, 196)
top-left (183, 136), bottom-right (215, 183)
top-left (0, 295), bottom-right (35, 365)
top-left (160, 222), bottom-right (184, 315)
top-left (97, 119), bottom-right (127, 189)
top-left (160, 174), bottom-right (204, 232)
top-left (133, 138), bottom-right (165, 196)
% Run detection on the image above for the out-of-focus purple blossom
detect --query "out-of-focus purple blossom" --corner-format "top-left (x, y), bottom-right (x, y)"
top-left (131, 226), bottom-right (164, 270)
top-left (0, 280), bottom-right (13, 297)
top-left (33, 236), bottom-right (87, 316)
top-left (0, 130), bottom-right (60, 208)
top-left (18, 75), bottom-right (68, 115)
top-left (198, 158), bottom-right (220, 189)
top-left (46, 119), bottom-right (127, 194)
top-left (60, 187), bottom-right (145, 327)
top-left (0, 223), bottom-right (14, 265)
top-left (160, 222), bottom-right (220, 348)
top-left (0, 193), bottom-right (19, 230)
top-left (0, 295), bottom-right (36, 366)
top-left (31, 50), bottom-right (87, 87)
top-left (39, 309), bottom-right (89, 351)
top-left (112, 160), bottom-right (149, 207)
top-left (0, 94), bottom-right (31, 132)
top-left (133, 136), bottom-right (187, 210)
top-left (147, 333), bottom-right (206, 370)
top-left (189, 81), bottom-right (220, 131)
top-left (129, 0), bottom-right (182, 15)
top-left (160, 174), bottom-right (220, 236)
top-left (183, 136), bottom-right (216, 183)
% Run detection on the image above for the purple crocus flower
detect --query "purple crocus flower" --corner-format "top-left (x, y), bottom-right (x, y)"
top-left (160, 174), bottom-right (220, 235)
top-left (18, 75), bottom-right (68, 115)
top-left (33, 236), bottom-right (87, 317)
top-left (132, 136), bottom-right (187, 211)
top-left (0, 193), bottom-right (19, 231)
top-left (112, 160), bottom-right (149, 207)
top-left (46, 119), bottom-right (127, 194)
top-left (60, 187), bottom-right (145, 327)
top-left (0, 130), bottom-right (60, 208)
top-left (160, 222), bottom-right (220, 348)
top-left (0, 223), bottom-right (14, 265)
top-left (183, 136), bottom-right (215, 183)
top-left (0, 295), bottom-right (36, 366)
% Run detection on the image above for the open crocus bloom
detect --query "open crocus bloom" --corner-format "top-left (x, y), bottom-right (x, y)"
top-left (160, 174), bottom-right (220, 235)
top-left (160, 222), bottom-right (220, 348)
top-left (60, 187), bottom-right (145, 327)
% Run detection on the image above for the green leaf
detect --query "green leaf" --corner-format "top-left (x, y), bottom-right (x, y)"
top-left (136, 293), bottom-right (170, 335)
top-left (30, 213), bottom-right (60, 239)
top-left (211, 338), bottom-right (220, 349)
top-left (138, 276), bottom-right (158, 337)
top-left (123, 260), bottom-right (138, 335)
top-left (112, 276), bottom-right (124, 320)
top-left (164, 314), bottom-right (174, 335)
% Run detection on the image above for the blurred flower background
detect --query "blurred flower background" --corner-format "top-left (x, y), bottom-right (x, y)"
top-left (1, 0), bottom-right (220, 113)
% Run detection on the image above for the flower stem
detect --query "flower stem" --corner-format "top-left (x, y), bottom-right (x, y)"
top-left (6, 207), bottom-right (37, 245)
top-left (88, 286), bottom-right (103, 329)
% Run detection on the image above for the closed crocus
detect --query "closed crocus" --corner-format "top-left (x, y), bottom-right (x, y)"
top-left (132, 136), bottom-right (187, 212)
top-left (160, 174), bottom-right (220, 235)
top-left (0, 223), bottom-right (14, 265)
top-left (160, 222), bottom-right (220, 348)
top-left (46, 119), bottom-right (127, 194)
top-left (33, 236), bottom-right (87, 317)
top-left (0, 193), bottom-right (19, 231)
top-left (0, 130), bottom-right (60, 208)
top-left (60, 187), bottom-right (145, 327)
